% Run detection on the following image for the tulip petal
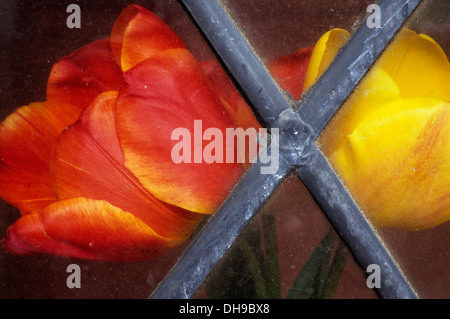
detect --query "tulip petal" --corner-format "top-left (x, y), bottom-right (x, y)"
top-left (47, 38), bottom-right (124, 111)
top-left (320, 66), bottom-right (400, 156)
top-left (0, 102), bottom-right (80, 213)
top-left (377, 29), bottom-right (450, 101)
top-left (72, 91), bottom-right (125, 163)
top-left (303, 28), bottom-right (350, 92)
top-left (328, 98), bottom-right (450, 230)
top-left (2, 197), bottom-right (181, 261)
top-left (51, 91), bottom-right (203, 239)
top-left (200, 60), bottom-right (262, 130)
top-left (268, 46), bottom-right (314, 100)
top-left (200, 60), bottom-right (263, 168)
top-left (116, 49), bottom-right (245, 214)
top-left (111, 4), bottom-right (185, 71)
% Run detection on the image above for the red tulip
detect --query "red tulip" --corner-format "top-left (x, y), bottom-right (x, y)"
top-left (0, 4), bottom-right (260, 261)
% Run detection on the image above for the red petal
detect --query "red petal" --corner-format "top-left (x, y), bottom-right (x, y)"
top-left (0, 101), bottom-right (80, 213)
top-left (116, 49), bottom-right (245, 214)
top-left (74, 91), bottom-right (125, 163)
top-left (268, 46), bottom-right (314, 100)
top-left (51, 91), bottom-right (203, 239)
top-left (201, 60), bottom-right (262, 130)
top-left (47, 39), bottom-right (124, 111)
top-left (2, 197), bottom-right (182, 261)
top-left (111, 4), bottom-right (185, 71)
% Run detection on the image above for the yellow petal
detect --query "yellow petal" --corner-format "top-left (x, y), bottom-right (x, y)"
top-left (328, 98), bottom-right (450, 230)
top-left (303, 28), bottom-right (350, 91)
top-left (320, 66), bottom-right (400, 156)
top-left (377, 29), bottom-right (450, 101)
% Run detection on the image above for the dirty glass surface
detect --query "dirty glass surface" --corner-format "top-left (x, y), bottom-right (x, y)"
top-left (1, 0), bottom-right (445, 300)
top-left (317, 0), bottom-right (450, 298)
top-left (220, 0), bottom-right (376, 102)
top-left (193, 175), bottom-right (379, 299)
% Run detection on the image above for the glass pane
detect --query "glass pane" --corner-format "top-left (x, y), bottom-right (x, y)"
top-left (318, 0), bottom-right (450, 298)
top-left (221, 0), bottom-right (376, 101)
top-left (193, 175), bottom-right (378, 299)
top-left (0, 1), bottom-right (261, 298)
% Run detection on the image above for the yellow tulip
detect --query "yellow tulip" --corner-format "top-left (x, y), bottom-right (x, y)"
top-left (314, 29), bottom-right (450, 230)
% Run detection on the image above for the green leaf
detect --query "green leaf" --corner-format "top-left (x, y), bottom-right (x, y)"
top-left (239, 238), bottom-right (268, 298)
top-left (262, 215), bottom-right (281, 298)
top-left (319, 240), bottom-right (349, 299)
top-left (286, 230), bottom-right (336, 299)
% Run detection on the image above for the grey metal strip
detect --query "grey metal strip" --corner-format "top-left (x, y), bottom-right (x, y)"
top-left (296, 146), bottom-right (418, 299)
top-left (179, 0), bottom-right (292, 128)
top-left (297, 0), bottom-right (422, 138)
top-left (151, 156), bottom-right (292, 299)
top-left (150, 0), bottom-right (422, 299)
